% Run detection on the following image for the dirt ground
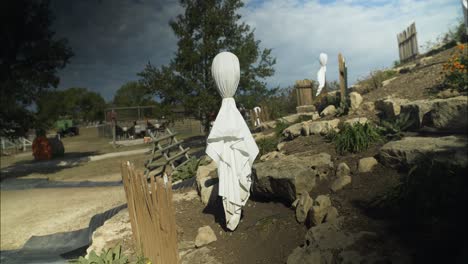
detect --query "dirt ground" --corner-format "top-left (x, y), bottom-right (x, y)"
top-left (174, 191), bottom-right (306, 264)
top-left (0, 186), bottom-right (126, 250)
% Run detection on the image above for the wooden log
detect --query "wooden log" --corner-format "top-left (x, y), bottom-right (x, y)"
top-left (338, 53), bottom-right (347, 104)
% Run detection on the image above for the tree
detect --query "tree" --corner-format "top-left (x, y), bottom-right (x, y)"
top-left (138, 0), bottom-right (276, 129)
top-left (0, 0), bottom-right (73, 136)
top-left (36, 88), bottom-right (106, 127)
top-left (113, 81), bottom-right (156, 107)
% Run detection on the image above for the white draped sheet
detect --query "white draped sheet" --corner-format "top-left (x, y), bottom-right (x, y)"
top-left (206, 52), bottom-right (259, 231)
top-left (316, 53), bottom-right (328, 96)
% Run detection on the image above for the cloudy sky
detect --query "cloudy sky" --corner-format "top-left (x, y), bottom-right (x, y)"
top-left (51, 0), bottom-right (462, 101)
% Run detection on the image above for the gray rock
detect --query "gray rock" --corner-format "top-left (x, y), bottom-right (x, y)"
top-left (277, 142), bottom-right (286, 152)
top-left (382, 76), bottom-right (397, 87)
top-left (308, 119), bottom-right (340, 135)
top-left (360, 102), bottom-right (375, 112)
top-left (324, 207), bottom-right (339, 223)
top-left (253, 131), bottom-right (276, 141)
top-left (344, 117), bottom-right (368, 126)
top-left (195, 226), bottom-right (217, 248)
top-left (336, 162), bottom-right (351, 178)
top-left (338, 250), bottom-right (364, 264)
top-left (181, 247), bottom-right (220, 264)
top-left (309, 195), bottom-right (332, 226)
top-left (293, 192), bottom-right (313, 223)
top-left (283, 122), bottom-right (306, 140)
top-left (400, 96), bottom-right (467, 133)
top-left (196, 161), bottom-right (218, 205)
top-left (358, 157), bottom-right (378, 173)
top-left (379, 136), bottom-right (468, 170)
top-left (330, 175), bottom-right (351, 192)
top-left (86, 209), bottom-right (132, 257)
top-left (320, 105), bottom-right (337, 117)
top-left (349, 92), bottom-right (363, 110)
top-left (253, 153), bottom-right (333, 203)
top-left (259, 151), bottom-right (285, 162)
top-left (375, 97), bottom-right (409, 119)
top-left (287, 247), bottom-right (322, 264)
top-left (437, 89), bottom-right (460, 99)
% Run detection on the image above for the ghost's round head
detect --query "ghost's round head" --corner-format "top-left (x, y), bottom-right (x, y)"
top-left (211, 52), bottom-right (240, 98)
top-left (319, 53), bottom-right (328, 66)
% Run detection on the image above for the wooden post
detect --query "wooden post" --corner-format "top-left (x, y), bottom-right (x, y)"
top-left (338, 53), bottom-right (347, 105)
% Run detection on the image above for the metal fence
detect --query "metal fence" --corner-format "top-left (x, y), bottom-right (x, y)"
top-left (397, 22), bottom-right (419, 63)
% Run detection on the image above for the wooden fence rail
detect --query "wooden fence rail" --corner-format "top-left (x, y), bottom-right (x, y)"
top-left (121, 162), bottom-right (179, 264)
top-left (397, 22), bottom-right (419, 63)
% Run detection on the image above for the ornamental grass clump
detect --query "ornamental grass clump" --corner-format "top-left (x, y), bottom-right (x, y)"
top-left (327, 122), bottom-right (382, 155)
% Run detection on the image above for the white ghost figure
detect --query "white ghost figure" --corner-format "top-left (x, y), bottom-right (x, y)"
top-left (316, 53), bottom-right (328, 96)
top-left (206, 51), bottom-right (259, 231)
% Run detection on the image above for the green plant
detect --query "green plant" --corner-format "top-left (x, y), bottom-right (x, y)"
top-left (69, 244), bottom-right (129, 264)
top-left (327, 123), bottom-right (381, 155)
top-left (274, 119), bottom-right (290, 137)
top-left (335, 100), bottom-right (349, 117)
top-left (172, 157), bottom-right (209, 182)
top-left (441, 44), bottom-right (467, 93)
top-left (256, 137), bottom-right (279, 158)
top-left (379, 112), bottom-right (414, 140)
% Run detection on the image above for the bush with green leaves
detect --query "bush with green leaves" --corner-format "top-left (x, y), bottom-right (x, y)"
top-left (256, 136), bottom-right (279, 158)
top-left (69, 244), bottom-right (128, 264)
top-left (172, 157), bottom-right (209, 182)
top-left (379, 112), bottom-right (414, 140)
top-left (274, 119), bottom-right (291, 137)
top-left (326, 122), bottom-right (382, 155)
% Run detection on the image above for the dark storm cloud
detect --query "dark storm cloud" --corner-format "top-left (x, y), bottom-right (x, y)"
top-left (50, 0), bottom-right (182, 100)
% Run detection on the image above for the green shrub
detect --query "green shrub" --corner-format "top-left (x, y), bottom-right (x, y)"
top-left (172, 157), bottom-right (209, 182)
top-left (379, 112), bottom-right (414, 140)
top-left (69, 244), bottom-right (129, 264)
top-left (274, 119), bottom-right (290, 137)
top-left (327, 123), bottom-right (381, 155)
top-left (256, 137), bottom-right (279, 158)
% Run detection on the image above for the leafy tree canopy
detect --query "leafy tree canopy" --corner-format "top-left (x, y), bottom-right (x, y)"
top-left (113, 81), bottom-right (156, 107)
top-left (0, 0), bottom-right (73, 136)
top-left (36, 88), bottom-right (106, 127)
top-left (138, 0), bottom-right (276, 129)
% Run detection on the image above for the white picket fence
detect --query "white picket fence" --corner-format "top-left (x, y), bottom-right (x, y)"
top-left (0, 137), bottom-right (33, 153)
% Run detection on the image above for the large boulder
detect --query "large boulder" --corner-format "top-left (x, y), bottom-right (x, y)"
top-left (358, 157), bottom-right (378, 173)
top-left (260, 151), bottom-right (286, 162)
top-left (287, 219), bottom-right (378, 264)
top-left (375, 97), bottom-right (409, 119)
top-left (400, 96), bottom-right (467, 133)
top-left (320, 105), bottom-right (337, 117)
top-left (252, 153), bottom-right (334, 203)
top-left (293, 192), bottom-right (313, 223)
top-left (349, 92), bottom-right (363, 110)
top-left (196, 160), bottom-right (218, 205)
top-left (379, 136), bottom-right (468, 170)
top-left (344, 117), bottom-right (368, 126)
top-left (283, 122), bottom-right (307, 140)
top-left (305, 119), bottom-right (340, 136)
top-left (86, 209), bottom-right (132, 257)
top-left (195, 226), bottom-right (217, 248)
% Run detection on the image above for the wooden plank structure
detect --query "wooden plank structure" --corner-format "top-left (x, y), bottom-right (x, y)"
top-left (338, 53), bottom-right (348, 105)
top-left (144, 128), bottom-right (191, 178)
top-left (121, 162), bottom-right (179, 264)
top-left (295, 79), bottom-right (314, 106)
top-left (397, 22), bottom-right (419, 63)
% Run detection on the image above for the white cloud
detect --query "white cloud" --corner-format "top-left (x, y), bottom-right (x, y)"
top-left (240, 0), bottom-right (461, 88)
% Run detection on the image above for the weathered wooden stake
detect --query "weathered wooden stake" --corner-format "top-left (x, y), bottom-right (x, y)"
top-left (338, 53), bottom-right (347, 104)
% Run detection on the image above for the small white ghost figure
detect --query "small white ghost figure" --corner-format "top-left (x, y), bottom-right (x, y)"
top-left (316, 53), bottom-right (328, 96)
top-left (253, 106), bottom-right (262, 127)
